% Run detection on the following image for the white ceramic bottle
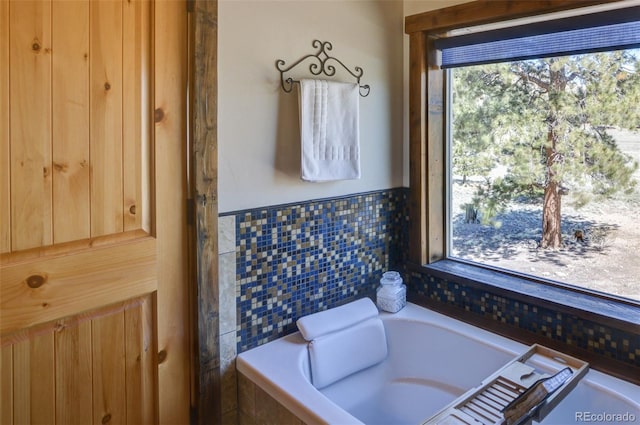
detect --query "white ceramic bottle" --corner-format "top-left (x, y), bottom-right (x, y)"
top-left (376, 271), bottom-right (406, 313)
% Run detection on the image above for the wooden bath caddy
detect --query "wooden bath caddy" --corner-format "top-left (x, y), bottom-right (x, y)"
top-left (422, 344), bottom-right (589, 425)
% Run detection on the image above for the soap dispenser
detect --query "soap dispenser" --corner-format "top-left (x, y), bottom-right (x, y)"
top-left (376, 271), bottom-right (406, 313)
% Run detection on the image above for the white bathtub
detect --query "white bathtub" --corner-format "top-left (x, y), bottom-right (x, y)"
top-left (236, 302), bottom-right (640, 425)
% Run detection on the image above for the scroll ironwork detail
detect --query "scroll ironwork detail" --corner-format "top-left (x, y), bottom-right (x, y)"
top-left (276, 40), bottom-right (370, 97)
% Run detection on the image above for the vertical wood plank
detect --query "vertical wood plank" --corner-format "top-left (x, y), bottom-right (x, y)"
top-left (93, 312), bottom-right (126, 425)
top-left (125, 295), bottom-right (156, 424)
top-left (123, 0), bottom-right (150, 232)
top-left (426, 38), bottom-right (446, 263)
top-left (52, 0), bottom-right (90, 244)
top-left (140, 0), bottom-right (152, 234)
top-left (122, 0), bottom-right (139, 232)
top-left (13, 333), bottom-right (55, 425)
top-left (408, 32), bottom-right (427, 265)
top-left (90, 0), bottom-right (124, 237)
top-left (155, 1), bottom-right (191, 423)
top-left (12, 341), bottom-right (26, 425)
top-left (193, 0), bottom-right (221, 422)
top-left (55, 319), bottom-right (93, 424)
top-left (0, 0), bottom-right (10, 253)
top-left (9, 0), bottom-right (53, 251)
top-left (0, 344), bottom-right (13, 424)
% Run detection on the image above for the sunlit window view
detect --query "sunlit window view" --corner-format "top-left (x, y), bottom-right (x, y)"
top-left (450, 49), bottom-right (640, 302)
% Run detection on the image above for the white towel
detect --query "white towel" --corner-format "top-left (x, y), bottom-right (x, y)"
top-left (298, 79), bottom-right (361, 182)
top-left (296, 298), bottom-right (378, 341)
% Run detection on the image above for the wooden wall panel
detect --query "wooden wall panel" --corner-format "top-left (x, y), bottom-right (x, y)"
top-left (54, 320), bottom-right (92, 424)
top-left (1, 237), bottom-right (157, 335)
top-left (9, 0), bottom-right (53, 251)
top-left (90, 0), bottom-right (124, 237)
top-left (139, 1), bottom-right (152, 234)
top-left (125, 296), bottom-right (156, 424)
top-left (3, 0), bottom-right (153, 254)
top-left (92, 312), bottom-right (126, 425)
top-left (1, 0), bottom-right (190, 422)
top-left (1, 344), bottom-right (12, 424)
top-left (13, 333), bottom-right (55, 424)
top-left (51, 0), bottom-right (90, 244)
top-left (123, 0), bottom-right (151, 233)
top-left (1, 297), bottom-right (157, 425)
top-left (0, 0), bottom-right (9, 254)
top-left (155, 1), bottom-right (191, 422)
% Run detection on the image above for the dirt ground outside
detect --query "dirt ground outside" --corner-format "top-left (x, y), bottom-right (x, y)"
top-left (451, 129), bottom-right (640, 302)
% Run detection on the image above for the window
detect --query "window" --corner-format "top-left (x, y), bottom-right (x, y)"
top-left (406, 2), bottom-right (640, 304)
top-left (449, 50), bottom-right (640, 302)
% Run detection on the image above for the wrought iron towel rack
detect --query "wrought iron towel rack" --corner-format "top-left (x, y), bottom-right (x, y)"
top-left (276, 40), bottom-right (370, 97)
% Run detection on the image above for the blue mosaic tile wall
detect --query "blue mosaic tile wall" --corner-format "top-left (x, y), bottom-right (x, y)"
top-left (231, 188), bottom-right (409, 352)
top-left (407, 272), bottom-right (640, 369)
top-left (227, 186), bottom-right (637, 374)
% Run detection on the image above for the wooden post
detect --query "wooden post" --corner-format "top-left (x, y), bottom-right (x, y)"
top-left (189, 0), bottom-right (220, 423)
top-left (408, 31), bottom-right (428, 266)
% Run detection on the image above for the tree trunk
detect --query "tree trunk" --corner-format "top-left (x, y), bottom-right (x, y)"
top-left (540, 128), bottom-right (563, 249)
top-left (540, 179), bottom-right (562, 248)
top-left (539, 60), bottom-right (565, 249)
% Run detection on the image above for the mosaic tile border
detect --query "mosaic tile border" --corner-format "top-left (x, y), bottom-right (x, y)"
top-left (229, 188), bottom-right (409, 353)
top-left (407, 271), bottom-right (640, 368)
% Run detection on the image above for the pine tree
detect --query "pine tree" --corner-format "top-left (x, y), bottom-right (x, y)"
top-left (452, 50), bottom-right (640, 249)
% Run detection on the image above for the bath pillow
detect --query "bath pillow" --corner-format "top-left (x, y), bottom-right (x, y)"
top-left (308, 317), bottom-right (388, 389)
top-left (296, 298), bottom-right (378, 341)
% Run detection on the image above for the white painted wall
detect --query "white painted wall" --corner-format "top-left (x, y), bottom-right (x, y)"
top-left (218, 0), bottom-right (475, 212)
top-left (218, 0), bottom-right (405, 213)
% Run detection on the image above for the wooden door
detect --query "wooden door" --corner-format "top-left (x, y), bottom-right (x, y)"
top-left (0, 0), bottom-right (191, 423)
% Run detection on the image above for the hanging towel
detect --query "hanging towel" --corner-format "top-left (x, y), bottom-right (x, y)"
top-left (298, 79), bottom-right (361, 182)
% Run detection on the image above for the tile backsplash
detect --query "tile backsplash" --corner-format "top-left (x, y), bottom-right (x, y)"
top-left (220, 188), bottom-right (409, 353)
top-left (218, 187), bottom-right (638, 380)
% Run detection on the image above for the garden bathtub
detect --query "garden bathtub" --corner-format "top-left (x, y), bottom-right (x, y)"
top-left (236, 302), bottom-right (640, 424)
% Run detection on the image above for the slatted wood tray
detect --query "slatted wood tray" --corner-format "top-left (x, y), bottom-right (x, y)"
top-left (422, 344), bottom-right (589, 425)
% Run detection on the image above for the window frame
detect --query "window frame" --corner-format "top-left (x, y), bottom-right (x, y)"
top-left (404, 0), bottom-right (639, 330)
